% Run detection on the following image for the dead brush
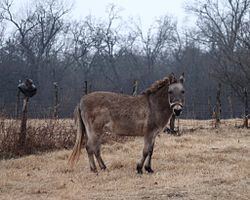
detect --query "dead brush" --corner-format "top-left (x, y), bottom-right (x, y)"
top-left (0, 117), bottom-right (19, 158)
top-left (25, 119), bottom-right (77, 153)
top-left (0, 118), bottom-right (77, 159)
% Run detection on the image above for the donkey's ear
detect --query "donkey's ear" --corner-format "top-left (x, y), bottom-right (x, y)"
top-left (168, 73), bottom-right (175, 79)
top-left (168, 73), bottom-right (176, 83)
top-left (179, 73), bottom-right (185, 84)
top-left (171, 72), bottom-right (175, 76)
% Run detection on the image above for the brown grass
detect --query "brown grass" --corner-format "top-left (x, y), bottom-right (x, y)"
top-left (0, 119), bottom-right (249, 200)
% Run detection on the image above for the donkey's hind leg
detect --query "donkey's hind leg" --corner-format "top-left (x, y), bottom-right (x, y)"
top-left (86, 139), bottom-right (98, 173)
top-left (94, 144), bottom-right (106, 170)
top-left (86, 135), bottom-right (106, 171)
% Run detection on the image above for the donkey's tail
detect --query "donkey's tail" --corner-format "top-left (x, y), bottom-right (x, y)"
top-left (68, 104), bottom-right (86, 168)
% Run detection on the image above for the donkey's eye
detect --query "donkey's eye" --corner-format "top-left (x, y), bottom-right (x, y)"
top-left (168, 91), bottom-right (173, 94)
top-left (181, 90), bottom-right (185, 94)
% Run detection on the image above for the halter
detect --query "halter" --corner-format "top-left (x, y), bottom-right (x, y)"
top-left (170, 102), bottom-right (183, 109)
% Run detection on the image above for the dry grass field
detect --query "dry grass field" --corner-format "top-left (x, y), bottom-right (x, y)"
top-left (0, 119), bottom-right (249, 200)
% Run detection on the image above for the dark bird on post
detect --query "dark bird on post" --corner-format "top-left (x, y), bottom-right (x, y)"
top-left (18, 79), bottom-right (37, 98)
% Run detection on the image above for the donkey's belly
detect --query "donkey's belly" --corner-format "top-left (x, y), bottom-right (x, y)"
top-left (111, 120), bottom-right (146, 136)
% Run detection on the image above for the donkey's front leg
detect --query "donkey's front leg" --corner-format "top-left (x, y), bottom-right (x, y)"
top-left (136, 134), bottom-right (154, 174)
top-left (136, 149), bottom-right (148, 174)
top-left (144, 141), bottom-right (155, 173)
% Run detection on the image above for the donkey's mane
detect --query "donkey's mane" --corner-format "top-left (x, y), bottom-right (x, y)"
top-left (142, 74), bottom-right (177, 95)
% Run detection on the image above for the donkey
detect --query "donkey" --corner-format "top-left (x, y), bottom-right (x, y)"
top-left (68, 74), bottom-right (185, 174)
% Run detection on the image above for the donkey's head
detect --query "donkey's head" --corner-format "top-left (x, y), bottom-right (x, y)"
top-left (168, 74), bottom-right (185, 116)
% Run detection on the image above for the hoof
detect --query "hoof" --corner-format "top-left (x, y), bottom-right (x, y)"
top-left (100, 165), bottom-right (107, 171)
top-left (145, 166), bottom-right (154, 173)
top-left (136, 164), bottom-right (143, 174)
top-left (90, 168), bottom-right (98, 173)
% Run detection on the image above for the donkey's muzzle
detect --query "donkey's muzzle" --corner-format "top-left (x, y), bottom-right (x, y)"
top-left (172, 104), bottom-right (183, 116)
top-left (173, 108), bottom-right (182, 116)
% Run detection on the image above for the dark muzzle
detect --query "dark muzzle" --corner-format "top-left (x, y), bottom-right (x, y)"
top-left (171, 103), bottom-right (183, 116)
top-left (173, 108), bottom-right (182, 116)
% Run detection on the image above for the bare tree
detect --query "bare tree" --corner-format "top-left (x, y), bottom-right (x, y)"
top-left (188, 0), bottom-right (250, 100)
top-left (0, 6), bottom-right (5, 47)
top-left (0, 0), bottom-right (71, 82)
top-left (136, 15), bottom-right (177, 76)
top-left (69, 6), bottom-right (125, 90)
top-left (93, 4), bottom-right (124, 90)
top-left (68, 19), bottom-right (96, 81)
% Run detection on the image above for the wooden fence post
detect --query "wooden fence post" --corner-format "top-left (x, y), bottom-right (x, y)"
top-left (169, 114), bottom-right (176, 132)
top-left (18, 96), bottom-right (29, 151)
top-left (15, 90), bottom-right (21, 119)
top-left (132, 80), bottom-right (138, 96)
top-left (228, 95), bottom-right (234, 119)
top-left (208, 96), bottom-right (213, 118)
top-left (84, 81), bottom-right (88, 95)
top-left (243, 88), bottom-right (248, 128)
top-left (17, 79), bottom-right (37, 153)
top-left (89, 83), bottom-right (92, 94)
top-left (53, 82), bottom-right (59, 118)
top-left (192, 101), bottom-right (196, 119)
top-left (215, 83), bottom-right (222, 128)
top-left (170, 114), bottom-right (180, 135)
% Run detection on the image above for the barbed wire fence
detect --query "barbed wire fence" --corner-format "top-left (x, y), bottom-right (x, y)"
top-left (0, 81), bottom-right (249, 131)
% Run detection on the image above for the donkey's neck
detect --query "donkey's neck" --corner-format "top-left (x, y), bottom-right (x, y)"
top-left (147, 86), bottom-right (173, 130)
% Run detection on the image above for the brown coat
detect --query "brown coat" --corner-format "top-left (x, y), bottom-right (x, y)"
top-left (69, 74), bottom-right (185, 174)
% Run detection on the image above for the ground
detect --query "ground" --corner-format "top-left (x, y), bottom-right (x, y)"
top-left (0, 122), bottom-right (249, 200)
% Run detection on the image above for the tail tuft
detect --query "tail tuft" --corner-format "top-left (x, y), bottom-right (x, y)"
top-left (68, 105), bottom-right (85, 168)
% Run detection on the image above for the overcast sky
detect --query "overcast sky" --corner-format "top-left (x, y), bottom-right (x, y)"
top-left (10, 0), bottom-right (194, 32)
top-left (73, 0), bottom-right (193, 29)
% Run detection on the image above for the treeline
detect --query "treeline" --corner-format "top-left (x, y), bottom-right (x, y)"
top-left (0, 0), bottom-right (249, 119)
